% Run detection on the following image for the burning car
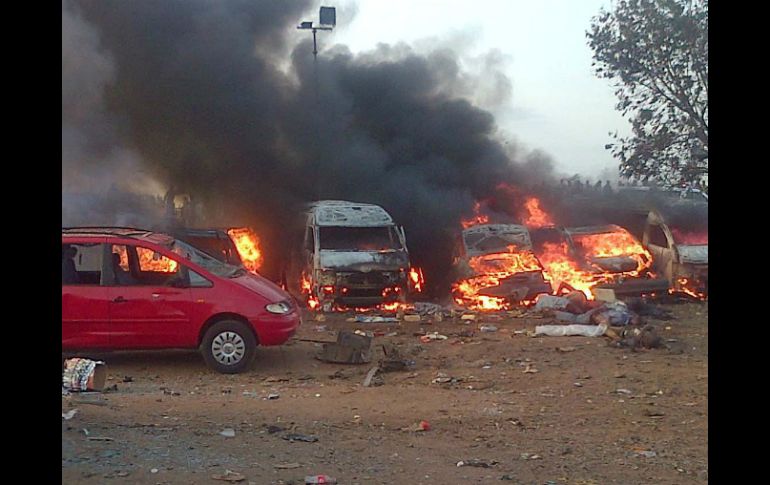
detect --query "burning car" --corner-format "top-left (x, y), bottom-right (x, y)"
top-left (642, 203), bottom-right (708, 298)
top-left (531, 224), bottom-right (665, 297)
top-left (289, 200), bottom-right (412, 311)
top-left (452, 224), bottom-right (552, 310)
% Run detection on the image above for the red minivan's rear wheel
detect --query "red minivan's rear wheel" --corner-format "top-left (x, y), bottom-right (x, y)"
top-left (201, 320), bottom-right (257, 374)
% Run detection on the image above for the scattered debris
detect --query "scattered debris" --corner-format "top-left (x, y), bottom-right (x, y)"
top-left (633, 450), bottom-right (657, 458)
top-left (87, 436), bottom-right (114, 442)
top-left (354, 315), bottom-right (398, 323)
top-left (283, 433), bottom-right (319, 443)
top-left (220, 428), bottom-right (236, 438)
top-left (522, 364), bottom-right (539, 374)
top-left (362, 366), bottom-right (383, 388)
top-left (535, 324), bottom-right (608, 337)
top-left (403, 314), bottom-right (421, 322)
top-left (456, 459), bottom-right (498, 468)
top-left (557, 346), bottom-right (577, 352)
top-left (122, 376), bottom-right (133, 383)
top-left (266, 425), bottom-right (285, 434)
top-left (479, 325), bottom-right (498, 333)
top-left (273, 463), bottom-right (300, 469)
top-left (614, 325), bottom-right (664, 349)
top-left (62, 358), bottom-right (107, 392)
top-left (316, 330), bottom-right (372, 364)
top-left (305, 475), bottom-right (337, 484)
top-left (520, 452), bottom-right (542, 460)
top-left (62, 409), bottom-right (78, 420)
top-left (211, 470), bottom-right (246, 482)
top-left (460, 314), bottom-right (477, 321)
top-left (402, 420), bottom-right (431, 432)
top-left (420, 332), bottom-right (448, 343)
top-left (266, 393), bottom-right (280, 400)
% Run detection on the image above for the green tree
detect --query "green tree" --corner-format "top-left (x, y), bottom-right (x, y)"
top-left (588, 0), bottom-right (707, 186)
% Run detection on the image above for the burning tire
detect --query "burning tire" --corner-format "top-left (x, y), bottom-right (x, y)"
top-left (200, 320), bottom-right (257, 374)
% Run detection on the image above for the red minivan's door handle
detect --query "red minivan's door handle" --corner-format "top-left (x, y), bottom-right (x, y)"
top-left (112, 296), bottom-right (127, 303)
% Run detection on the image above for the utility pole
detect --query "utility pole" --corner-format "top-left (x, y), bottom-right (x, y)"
top-left (297, 7), bottom-right (336, 199)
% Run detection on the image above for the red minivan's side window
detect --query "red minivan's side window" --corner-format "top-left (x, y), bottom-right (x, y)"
top-left (107, 244), bottom-right (183, 287)
top-left (62, 243), bottom-right (105, 285)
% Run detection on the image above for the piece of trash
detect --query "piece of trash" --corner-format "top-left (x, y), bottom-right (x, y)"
top-left (87, 436), bottom-right (114, 441)
top-left (403, 314), bottom-right (421, 322)
top-left (354, 315), bottom-right (398, 323)
top-left (211, 470), bottom-right (246, 482)
top-left (456, 459), bottom-right (497, 468)
top-left (634, 450), bottom-right (657, 458)
top-left (283, 433), bottom-right (319, 443)
top-left (305, 475), bottom-right (337, 484)
top-left (314, 325), bottom-right (327, 332)
top-left (520, 453), bottom-right (541, 460)
top-left (402, 420), bottom-right (431, 432)
top-left (273, 463), bottom-right (300, 469)
top-left (615, 389), bottom-right (632, 395)
top-left (420, 332), bottom-right (448, 343)
top-left (460, 314), bottom-right (477, 321)
top-left (62, 358), bottom-right (107, 392)
top-left (362, 366), bottom-right (383, 387)
top-left (220, 428), bottom-right (236, 438)
top-left (242, 391), bottom-right (258, 398)
top-left (523, 364), bottom-right (539, 374)
top-left (151, 468), bottom-right (159, 474)
top-left (62, 409), bottom-right (78, 420)
top-left (535, 324), bottom-right (608, 337)
top-left (266, 393), bottom-right (280, 400)
top-left (266, 425), bottom-right (285, 434)
top-left (479, 325), bottom-right (498, 333)
top-left (316, 330), bottom-right (372, 364)
top-left (534, 294), bottom-right (571, 311)
top-left (122, 376), bottom-right (133, 383)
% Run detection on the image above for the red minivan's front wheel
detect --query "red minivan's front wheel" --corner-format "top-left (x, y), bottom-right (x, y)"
top-left (201, 320), bottom-right (257, 374)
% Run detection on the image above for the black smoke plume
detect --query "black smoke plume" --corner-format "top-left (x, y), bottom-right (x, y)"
top-left (63, 0), bottom-right (558, 293)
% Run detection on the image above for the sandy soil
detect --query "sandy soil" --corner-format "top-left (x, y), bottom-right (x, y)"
top-left (62, 301), bottom-right (707, 484)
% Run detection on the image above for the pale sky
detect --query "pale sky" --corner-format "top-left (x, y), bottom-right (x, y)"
top-left (321, 0), bottom-right (628, 180)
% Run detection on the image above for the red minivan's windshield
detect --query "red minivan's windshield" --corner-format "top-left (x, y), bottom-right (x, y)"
top-left (168, 239), bottom-right (242, 278)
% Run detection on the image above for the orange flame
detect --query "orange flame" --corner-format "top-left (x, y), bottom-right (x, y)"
top-left (461, 201), bottom-right (490, 229)
top-left (671, 277), bottom-right (707, 300)
top-left (521, 196), bottom-right (554, 228)
top-left (452, 245), bottom-right (544, 310)
top-left (409, 267), bottom-right (425, 293)
top-left (227, 227), bottom-right (263, 273)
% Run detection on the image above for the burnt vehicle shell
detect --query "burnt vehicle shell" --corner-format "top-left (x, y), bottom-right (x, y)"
top-left (642, 203), bottom-right (708, 295)
top-left (288, 200), bottom-right (411, 311)
top-left (531, 224), bottom-right (669, 296)
top-left (452, 224), bottom-right (552, 303)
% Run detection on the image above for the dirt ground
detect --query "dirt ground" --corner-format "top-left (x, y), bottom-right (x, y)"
top-left (62, 301), bottom-right (708, 484)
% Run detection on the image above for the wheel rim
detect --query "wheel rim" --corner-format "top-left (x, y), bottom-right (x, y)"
top-left (211, 331), bottom-right (246, 365)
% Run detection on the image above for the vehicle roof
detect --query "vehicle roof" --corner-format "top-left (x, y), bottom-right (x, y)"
top-left (62, 227), bottom-right (175, 245)
top-left (564, 224), bottom-right (629, 236)
top-left (462, 223), bottom-right (530, 235)
top-left (308, 200), bottom-right (394, 227)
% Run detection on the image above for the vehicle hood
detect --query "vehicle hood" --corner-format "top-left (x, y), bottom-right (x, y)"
top-left (230, 272), bottom-right (291, 302)
top-left (677, 244), bottom-right (708, 264)
top-left (319, 250), bottom-right (409, 272)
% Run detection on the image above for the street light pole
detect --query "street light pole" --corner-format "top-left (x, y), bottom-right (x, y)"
top-left (297, 8), bottom-right (336, 199)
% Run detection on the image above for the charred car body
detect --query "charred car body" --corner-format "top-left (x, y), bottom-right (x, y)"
top-left (642, 202), bottom-right (708, 297)
top-left (452, 224), bottom-right (553, 307)
top-left (531, 224), bottom-right (667, 296)
top-left (291, 200), bottom-right (411, 311)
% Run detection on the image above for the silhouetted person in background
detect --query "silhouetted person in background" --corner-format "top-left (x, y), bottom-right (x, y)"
top-left (62, 245), bottom-right (78, 284)
top-left (603, 180), bottom-right (613, 194)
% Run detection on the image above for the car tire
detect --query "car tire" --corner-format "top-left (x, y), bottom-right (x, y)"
top-left (200, 320), bottom-right (257, 374)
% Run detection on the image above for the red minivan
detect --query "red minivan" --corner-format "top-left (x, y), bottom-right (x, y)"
top-left (62, 227), bottom-right (301, 373)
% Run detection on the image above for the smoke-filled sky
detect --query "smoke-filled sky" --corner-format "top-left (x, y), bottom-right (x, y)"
top-left (331, 0), bottom-right (627, 179)
top-left (61, 0), bottom-right (628, 289)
